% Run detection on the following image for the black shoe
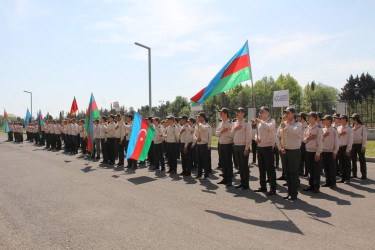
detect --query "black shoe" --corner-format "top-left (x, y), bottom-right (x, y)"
top-left (217, 180), bottom-right (227, 185)
top-left (125, 165), bottom-right (131, 168)
top-left (267, 190), bottom-right (276, 195)
top-left (195, 175), bottom-right (202, 179)
top-left (266, 179), bottom-right (270, 183)
top-left (166, 170), bottom-right (172, 173)
top-left (253, 188), bottom-right (267, 193)
top-left (288, 196), bottom-right (297, 200)
top-left (241, 186), bottom-right (249, 190)
top-left (351, 175), bottom-right (358, 178)
top-left (345, 179), bottom-right (350, 184)
top-left (277, 176), bottom-right (286, 180)
top-left (303, 187), bottom-right (313, 191)
top-left (226, 183), bottom-right (232, 187)
top-left (283, 195), bottom-right (290, 200)
top-left (160, 168), bottom-right (165, 172)
top-left (313, 188), bottom-right (320, 193)
top-left (234, 184), bottom-right (242, 189)
top-left (234, 171), bottom-right (240, 174)
top-left (322, 184), bottom-right (330, 187)
top-left (282, 183), bottom-right (288, 186)
top-left (360, 176), bottom-right (367, 180)
top-left (178, 172), bottom-right (185, 175)
top-left (184, 173), bottom-right (191, 177)
top-left (150, 166), bottom-right (159, 171)
top-left (203, 175), bottom-right (209, 180)
top-left (330, 184), bottom-right (337, 189)
top-left (339, 179), bottom-right (345, 183)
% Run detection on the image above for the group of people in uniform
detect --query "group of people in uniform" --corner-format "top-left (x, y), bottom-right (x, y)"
top-left (5, 122), bottom-right (24, 143)
top-left (5, 106), bottom-right (368, 201)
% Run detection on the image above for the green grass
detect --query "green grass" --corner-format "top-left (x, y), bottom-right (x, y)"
top-left (366, 140), bottom-right (375, 157)
top-left (211, 136), bottom-right (218, 147)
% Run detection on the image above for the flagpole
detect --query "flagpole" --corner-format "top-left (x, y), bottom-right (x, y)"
top-left (246, 40), bottom-right (256, 108)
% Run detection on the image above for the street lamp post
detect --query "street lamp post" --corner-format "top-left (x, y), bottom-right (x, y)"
top-left (135, 42), bottom-right (152, 117)
top-left (23, 90), bottom-right (32, 122)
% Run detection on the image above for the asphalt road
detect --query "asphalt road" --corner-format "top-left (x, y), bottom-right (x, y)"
top-left (1, 136), bottom-right (374, 249)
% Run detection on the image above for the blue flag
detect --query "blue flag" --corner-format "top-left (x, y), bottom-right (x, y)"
top-left (25, 108), bottom-right (31, 127)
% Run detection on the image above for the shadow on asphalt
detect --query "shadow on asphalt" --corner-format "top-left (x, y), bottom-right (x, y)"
top-left (127, 176), bottom-right (156, 185)
top-left (331, 186), bottom-right (366, 198)
top-left (81, 166), bottom-right (96, 173)
top-left (205, 209), bottom-right (304, 235)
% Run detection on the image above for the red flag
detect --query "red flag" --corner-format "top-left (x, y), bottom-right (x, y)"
top-left (69, 97), bottom-right (78, 118)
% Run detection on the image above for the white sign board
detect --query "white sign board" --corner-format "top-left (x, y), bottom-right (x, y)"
top-left (273, 90), bottom-right (289, 107)
top-left (248, 108), bottom-right (257, 120)
top-left (191, 104), bottom-right (203, 112)
top-left (336, 102), bottom-right (347, 115)
top-left (113, 101), bottom-right (120, 111)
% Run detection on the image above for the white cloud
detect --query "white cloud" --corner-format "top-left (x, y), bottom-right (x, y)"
top-left (87, 0), bottom-right (231, 58)
top-left (251, 31), bottom-right (350, 62)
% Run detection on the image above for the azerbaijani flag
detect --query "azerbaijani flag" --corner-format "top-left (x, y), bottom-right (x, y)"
top-left (25, 108), bottom-right (31, 127)
top-left (69, 97), bottom-right (78, 119)
top-left (191, 41), bottom-right (251, 104)
top-left (3, 109), bottom-right (9, 132)
top-left (85, 93), bottom-right (100, 153)
top-left (38, 110), bottom-right (44, 138)
top-left (126, 112), bottom-right (155, 161)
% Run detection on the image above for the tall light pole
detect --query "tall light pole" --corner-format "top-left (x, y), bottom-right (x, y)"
top-left (23, 90), bottom-right (32, 122)
top-left (135, 42), bottom-right (152, 116)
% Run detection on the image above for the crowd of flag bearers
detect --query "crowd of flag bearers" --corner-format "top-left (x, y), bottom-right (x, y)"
top-left (4, 106), bottom-right (369, 201)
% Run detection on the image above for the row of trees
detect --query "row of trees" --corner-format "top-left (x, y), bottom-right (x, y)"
top-left (340, 73), bottom-right (375, 127)
top-left (2, 73), bottom-right (373, 129)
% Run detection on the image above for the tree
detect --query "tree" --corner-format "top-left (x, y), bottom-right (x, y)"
top-left (302, 82), bottom-right (339, 114)
top-left (167, 96), bottom-right (190, 117)
top-left (275, 73), bottom-right (302, 109)
top-left (253, 76), bottom-right (278, 108)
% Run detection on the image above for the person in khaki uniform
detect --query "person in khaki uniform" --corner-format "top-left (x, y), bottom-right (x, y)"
top-left (178, 115), bottom-right (194, 176)
top-left (350, 113), bottom-right (367, 180)
top-left (115, 114), bottom-right (126, 168)
top-left (152, 117), bottom-right (165, 172)
top-left (302, 112), bottom-right (323, 193)
top-left (165, 115), bottom-right (179, 174)
top-left (231, 107), bottom-right (252, 190)
top-left (321, 115), bottom-right (339, 188)
top-left (216, 108), bottom-right (234, 186)
top-left (337, 115), bottom-right (353, 184)
top-left (276, 107), bottom-right (301, 200)
top-left (254, 106), bottom-right (276, 195)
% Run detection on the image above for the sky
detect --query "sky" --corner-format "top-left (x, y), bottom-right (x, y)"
top-left (1, 0), bottom-right (375, 118)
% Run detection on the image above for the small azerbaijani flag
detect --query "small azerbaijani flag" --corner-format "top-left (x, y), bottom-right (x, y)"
top-left (191, 41), bottom-right (251, 105)
top-left (126, 112), bottom-right (155, 161)
top-left (69, 97), bottom-right (78, 119)
top-left (38, 110), bottom-right (44, 138)
top-left (85, 93), bottom-right (100, 153)
top-left (25, 108), bottom-right (31, 127)
top-left (3, 109), bottom-right (9, 132)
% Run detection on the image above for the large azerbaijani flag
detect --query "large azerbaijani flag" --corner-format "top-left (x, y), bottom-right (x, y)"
top-left (191, 41), bottom-right (251, 105)
top-left (38, 110), bottom-right (44, 138)
top-left (3, 109), bottom-right (9, 132)
top-left (85, 93), bottom-right (100, 153)
top-left (126, 112), bottom-right (155, 161)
